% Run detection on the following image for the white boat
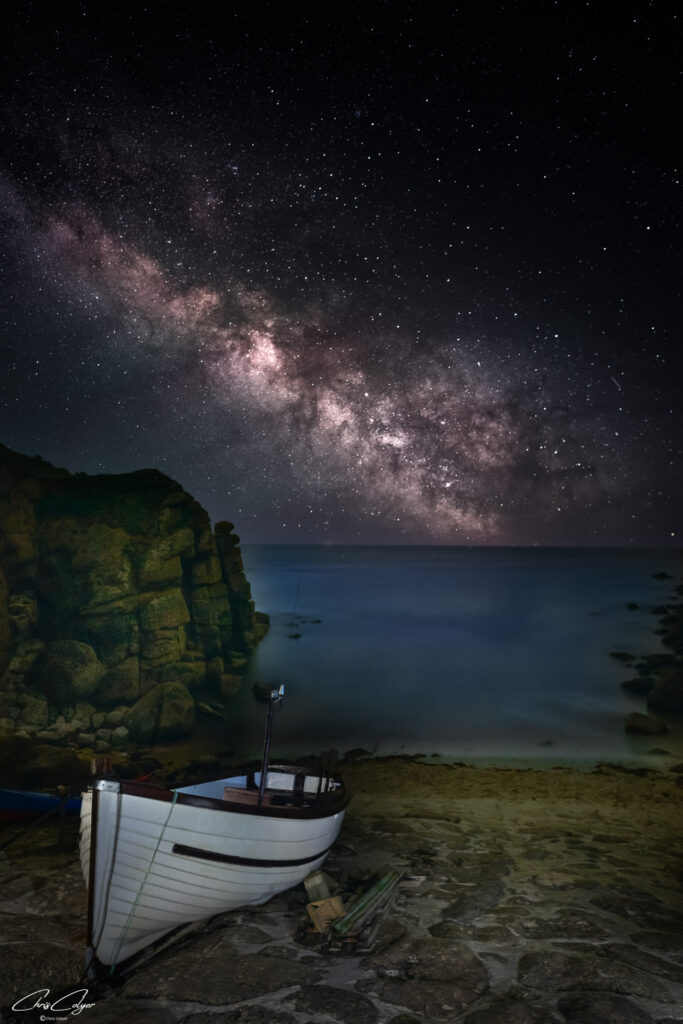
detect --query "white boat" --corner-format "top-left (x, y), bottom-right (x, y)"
top-left (80, 687), bottom-right (347, 976)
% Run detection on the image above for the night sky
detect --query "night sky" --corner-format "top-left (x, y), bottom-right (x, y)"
top-left (1, 4), bottom-right (680, 545)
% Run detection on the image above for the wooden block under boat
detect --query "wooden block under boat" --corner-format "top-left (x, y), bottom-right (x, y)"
top-left (307, 895), bottom-right (346, 932)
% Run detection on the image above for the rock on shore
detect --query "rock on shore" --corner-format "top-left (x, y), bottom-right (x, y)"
top-left (620, 576), bottom-right (683, 738)
top-left (0, 445), bottom-right (269, 748)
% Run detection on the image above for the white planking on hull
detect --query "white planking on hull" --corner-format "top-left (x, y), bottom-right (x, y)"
top-left (81, 768), bottom-right (346, 972)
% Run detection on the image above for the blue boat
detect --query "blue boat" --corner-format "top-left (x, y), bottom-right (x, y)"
top-left (0, 788), bottom-right (82, 822)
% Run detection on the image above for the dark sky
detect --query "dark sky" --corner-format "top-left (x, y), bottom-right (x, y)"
top-left (1, 3), bottom-right (680, 545)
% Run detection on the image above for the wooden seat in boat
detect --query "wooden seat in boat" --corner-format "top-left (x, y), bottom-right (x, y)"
top-left (223, 786), bottom-right (271, 805)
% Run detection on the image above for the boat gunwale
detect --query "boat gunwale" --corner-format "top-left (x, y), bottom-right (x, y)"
top-left (116, 763), bottom-right (348, 820)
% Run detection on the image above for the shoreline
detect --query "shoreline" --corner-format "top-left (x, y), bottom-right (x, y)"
top-left (3, 720), bottom-right (683, 795)
top-left (337, 745), bottom-right (683, 770)
top-left (340, 756), bottom-right (683, 823)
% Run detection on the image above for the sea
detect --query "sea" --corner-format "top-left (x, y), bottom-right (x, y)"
top-left (220, 546), bottom-right (683, 767)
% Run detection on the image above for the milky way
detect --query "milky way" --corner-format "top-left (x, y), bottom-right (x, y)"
top-left (0, 6), bottom-right (680, 544)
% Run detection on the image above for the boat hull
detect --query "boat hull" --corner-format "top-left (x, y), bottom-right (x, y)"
top-left (0, 788), bottom-right (81, 822)
top-left (80, 770), bottom-right (346, 972)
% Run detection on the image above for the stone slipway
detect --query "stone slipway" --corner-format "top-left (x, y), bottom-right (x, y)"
top-left (1, 759), bottom-right (682, 1023)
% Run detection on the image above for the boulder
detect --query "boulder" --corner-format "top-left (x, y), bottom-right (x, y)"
top-left (191, 555), bottom-right (222, 586)
top-left (7, 591), bottom-right (38, 639)
top-left (194, 624), bottom-right (222, 658)
top-left (126, 682), bottom-right (195, 743)
top-left (0, 717), bottom-right (15, 739)
top-left (110, 725), bottom-right (130, 747)
top-left (639, 652), bottom-right (677, 669)
top-left (6, 640), bottom-right (44, 677)
top-left (140, 626), bottom-right (186, 667)
top-left (95, 657), bottom-right (140, 705)
top-left (138, 527), bottom-right (194, 587)
top-left (624, 712), bottom-right (668, 736)
top-left (106, 708), bottom-right (128, 727)
top-left (81, 609), bottom-right (139, 665)
top-left (32, 639), bottom-right (106, 701)
top-left (139, 590), bottom-right (191, 632)
top-left (16, 695), bottom-right (49, 729)
top-left (190, 586), bottom-right (212, 625)
top-left (220, 673), bottom-right (242, 696)
top-left (158, 659), bottom-right (206, 689)
top-left (620, 677), bottom-right (653, 696)
top-left (227, 651), bottom-right (248, 673)
top-left (205, 657), bottom-right (224, 686)
top-left (139, 552), bottom-right (183, 588)
top-left (36, 721), bottom-right (79, 743)
top-left (214, 521), bottom-right (238, 552)
top-left (74, 701), bottom-right (96, 724)
top-left (253, 619), bottom-right (270, 642)
top-left (646, 665), bottom-right (683, 713)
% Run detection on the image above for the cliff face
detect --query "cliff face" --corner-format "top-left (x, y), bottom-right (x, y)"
top-left (0, 445), bottom-right (268, 748)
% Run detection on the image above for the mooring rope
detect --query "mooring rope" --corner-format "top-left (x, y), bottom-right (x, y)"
top-left (108, 789), bottom-right (179, 974)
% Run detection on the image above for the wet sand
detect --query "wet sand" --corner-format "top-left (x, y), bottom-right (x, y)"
top-left (1, 760), bottom-right (682, 1023)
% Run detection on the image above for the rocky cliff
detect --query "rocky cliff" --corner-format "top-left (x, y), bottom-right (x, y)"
top-left (0, 445), bottom-right (268, 750)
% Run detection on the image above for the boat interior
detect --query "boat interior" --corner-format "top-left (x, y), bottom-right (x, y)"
top-left (174, 764), bottom-right (343, 808)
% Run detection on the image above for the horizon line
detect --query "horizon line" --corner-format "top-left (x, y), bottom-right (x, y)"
top-left (238, 541), bottom-right (682, 551)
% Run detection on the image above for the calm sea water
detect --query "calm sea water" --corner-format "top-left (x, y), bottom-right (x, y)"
top-left (224, 546), bottom-right (682, 765)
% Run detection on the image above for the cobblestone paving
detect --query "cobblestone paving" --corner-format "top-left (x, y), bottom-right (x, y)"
top-left (1, 762), bottom-right (682, 1023)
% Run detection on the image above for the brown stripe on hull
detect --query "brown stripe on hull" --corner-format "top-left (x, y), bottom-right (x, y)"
top-left (171, 840), bottom-right (335, 868)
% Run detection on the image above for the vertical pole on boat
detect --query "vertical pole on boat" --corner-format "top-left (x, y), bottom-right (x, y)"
top-left (258, 684), bottom-right (285, 805)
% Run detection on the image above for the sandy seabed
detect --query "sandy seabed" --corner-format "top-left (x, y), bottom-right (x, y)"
top-left (344, 757), bottom-right (683, 841)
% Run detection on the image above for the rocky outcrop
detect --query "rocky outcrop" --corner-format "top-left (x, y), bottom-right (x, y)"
top-left (619, 578), bottom-right (683, 736)
top-left (646, 664), bottom-right (683, 713)
top-left (624, 712), bottom-right (668, 736)
top-left (0, 445), bottom-right (269, 747)
top-left (126, 681), bottom-right (195, 743)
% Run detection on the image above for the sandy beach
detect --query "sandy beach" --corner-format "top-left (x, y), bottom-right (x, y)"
top-left (1, 758), bottom-right (682, 1023)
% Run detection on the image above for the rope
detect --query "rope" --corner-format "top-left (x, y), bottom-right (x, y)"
top-left (108, 790), bottom-right (178, 974)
